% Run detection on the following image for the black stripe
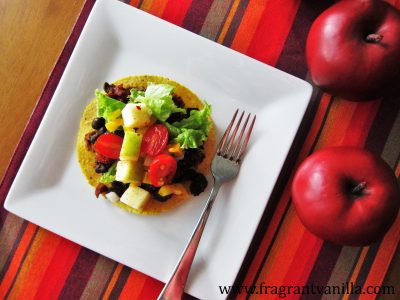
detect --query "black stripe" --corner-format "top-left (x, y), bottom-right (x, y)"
top-left (364, 96), bottom-right (400, 155)
top-left (182, 0), bottom-right (214, 34)
top-left (300, 242), bottom-right (343, 300)
top-left (276, 0), bottom-right (335, 78)
top-left (58, 248), bottom-right (100, 300)
top-left (109, 266), bottom-right (132, 299)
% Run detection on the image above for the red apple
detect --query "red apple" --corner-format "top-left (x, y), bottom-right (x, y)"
top-left (306, 0), bottom-right (400, 101)
top-left (292, 147), bottom-right (400, 246)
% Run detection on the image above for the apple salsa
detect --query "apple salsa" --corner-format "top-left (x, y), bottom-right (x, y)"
top-left (84, 82), bottom-right (212, 211)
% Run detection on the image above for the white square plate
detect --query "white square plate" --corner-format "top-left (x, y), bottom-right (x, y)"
top-left (4, 0), bottom-right (312, 298)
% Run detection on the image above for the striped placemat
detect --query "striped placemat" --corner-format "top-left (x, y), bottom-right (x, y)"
top-left (1, 0), bottom-right (399, 299)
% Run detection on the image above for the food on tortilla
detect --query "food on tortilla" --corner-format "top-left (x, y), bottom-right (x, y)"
top-left (76, 75), bottom-right (215, 215)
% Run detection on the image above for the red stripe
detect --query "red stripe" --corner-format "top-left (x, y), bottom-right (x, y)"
top-left (33, 239), bottom-right (81, 300)
top-left (246, 0), bottom-right (301, 66)
top-left (341, 101), bottom-right (381, 146)
top-left (137, 277), bottom-right (163, 299)
top-left (280, 230), bottom-right (323, 287)
top-left (162, 0), bottom-right (192, 26)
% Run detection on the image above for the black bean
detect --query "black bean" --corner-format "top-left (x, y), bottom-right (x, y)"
top-left (189, 173), bottom-right (208, 196)
top-left (173, 168), bottom-right (197, 183)
top-left (166, 112), bottom-right (186, 123)
top-left (172, 94), bottom-right (185, 108)
top-left (140, 183), bottom-right (172, 202)
top-left (178, 148), bottom-right (205, 170)
top-left (95, 162), bottom-right (113, 173)
top-left (92, 117), bottom-right (106, 130)
top-left (114, 129), bottom-right (124, 137)
top-left (110, 181), bottom-right (130, 197)
top-left (89, 132), bottom-right (100, 144)
top-left (98, 127), bottom-right (108, 135)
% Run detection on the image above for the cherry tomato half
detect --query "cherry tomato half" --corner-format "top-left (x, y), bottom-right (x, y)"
top-left (141, 124), bottom-right (169, 156)
top-left (93, 133), bottom-right (123, 159)
top-left (149, 154), bottom-right (177, 187)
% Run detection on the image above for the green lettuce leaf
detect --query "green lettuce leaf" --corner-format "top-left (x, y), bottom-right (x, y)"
top-left (128, 88), bottom-right (145, 102)
top-left (136, 83), bottom-right (185, 121)
top-left (96, 90), bottom-right (126, 122)
top-left (99, 162), bottom-right (117, 183)
top-left (175, 128), bottom-right (207, 149)
top-left (165, 102), bottom-right (212, 149)
top-left (172, 102), bottom-right (211, 132)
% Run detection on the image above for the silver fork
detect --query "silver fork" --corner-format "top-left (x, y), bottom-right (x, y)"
top-left (157, 109), bottom-right (256, 300)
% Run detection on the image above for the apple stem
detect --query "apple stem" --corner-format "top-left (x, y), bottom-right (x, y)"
top-left (352, 182), bottom-right (367, 195)
top-left (366, 33), bottom-right (383, 43)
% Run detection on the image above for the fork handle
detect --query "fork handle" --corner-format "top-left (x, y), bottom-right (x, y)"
top-left (157, 180), bottom-right (222, 300)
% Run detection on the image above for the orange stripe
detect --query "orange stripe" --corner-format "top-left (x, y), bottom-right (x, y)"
top-left (230, 0), bottom-right (269, 53)
top-left (341, 100), bottom-right (381, 147)
top-left (0, 223), bottom-right (37, 298)
top-left (118, 270), bottom-right (148, 300)
top-left (149, 0), bottom-right (169, 17)
top-left (140, 0), bottom-right (154, 11)
top-left (7, 229), bottom-right (62, 299)
top-left (315, 98), bottom-right (357, 149)
top-left (395, 162), bottom-right (400, 177)
top-left (238, 93), bottom-right (332, 298)
top-left (33, 239), bottom-right (81, 300)
top-left (102, 263), bottom-right (124, 299)
top-left (217, 0), bottom-right (241, 44)
top-left (342, 247), bottom-right (370, 300)
top-left (359, 215), bottom-right (400, 300)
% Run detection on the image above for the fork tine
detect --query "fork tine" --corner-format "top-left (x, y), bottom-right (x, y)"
top-left (235, 115), bottom-right (256, 162)
top-left (230, 113), bottom-right (250, 159)
top-left (217, 109), bottom-right (238, 155)
top-left (223, 111), bottom-right (244, 157)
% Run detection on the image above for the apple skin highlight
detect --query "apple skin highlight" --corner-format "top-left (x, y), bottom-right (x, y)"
top-left (292, 147), bottom-right (400, 246)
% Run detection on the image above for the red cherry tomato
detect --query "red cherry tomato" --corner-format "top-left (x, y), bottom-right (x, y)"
top-left (149, 154), bottom-right (177, 187)
top-left (141, 124), bottom-right (169, 156)
top-left (93, 133), bottom-right (123, 159)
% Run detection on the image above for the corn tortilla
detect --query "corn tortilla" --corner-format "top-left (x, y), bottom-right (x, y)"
top-left (77, 75), bottom-right (215, 215)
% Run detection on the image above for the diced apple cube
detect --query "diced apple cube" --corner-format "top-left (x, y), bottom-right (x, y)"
top-left (105, 192), bottom-right (120, 203)
top-left (122, 103), bottom-right (153, 128)
top-left (120, 131), bottom-right (142, 161)
top-left (120, 186), bottom-right (151, 211)
top-left (115, 160), bottom-right (144, 184)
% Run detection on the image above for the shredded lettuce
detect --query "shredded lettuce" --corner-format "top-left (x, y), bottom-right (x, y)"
top-left (128, 88), bottom-right (145, 102)
top-left (96, 90), bottom-right (126, 122)
top-left (135, 83), bottom-right (185, 121)
top-left (165, 102), bottom-right (212, 149)
top-left (99, 162), bottom-right (117, 183)
top-left (175, 128), bottom-right (207, 149)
